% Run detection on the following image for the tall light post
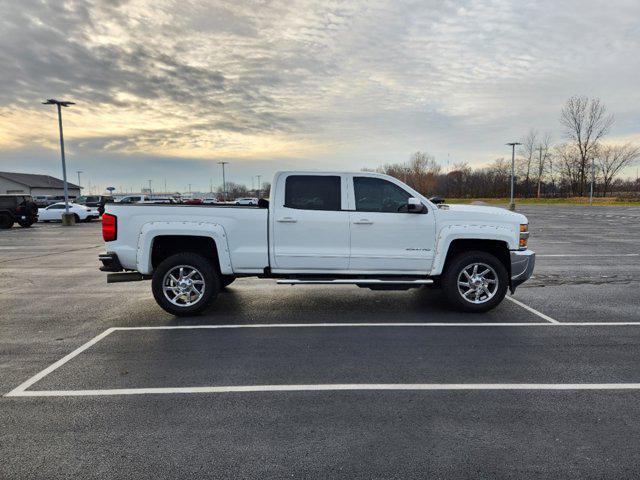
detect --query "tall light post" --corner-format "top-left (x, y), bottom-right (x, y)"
top-left (256, 174), bottom-right (262, 198)
top-left (43, 99), bottom-right (75, 224)
top-left (76, 170), bottom-right (83, 192)
top-left (506, 142), bottom-right (522, 211)
top-left (147, 179), bottom-right (152, 194)
top-left (218, 161), bottom-right (229, 201)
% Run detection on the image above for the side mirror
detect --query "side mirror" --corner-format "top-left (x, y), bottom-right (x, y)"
top-left (407, 197), bottom-right (425, 213)
top-left (429, 196), bottom-right (446, 205)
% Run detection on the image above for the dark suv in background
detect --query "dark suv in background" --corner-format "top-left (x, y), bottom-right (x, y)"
top-left (76, 195), bottom-right (109, 216)
top-left (0, 195), bottom-right (39, 229)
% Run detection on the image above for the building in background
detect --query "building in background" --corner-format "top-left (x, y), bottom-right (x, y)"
top-left (0, 171), bottom-right (81, 198)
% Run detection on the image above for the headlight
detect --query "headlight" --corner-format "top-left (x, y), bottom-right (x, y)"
top-left (519, 224), bottom-right (529, 249)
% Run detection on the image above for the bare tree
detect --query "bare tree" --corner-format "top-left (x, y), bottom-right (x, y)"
top-left (535, 133), bottom-right (552, 198)
top-left (376, 151), bottom-right (441, 195)
top-left (518, 129), bottom-right (538, 197)
top-left (560, 96), bottom-right (614, 195)
top-left (216, 182), bottom-right (249, 200)
top-left (554, 143), bottom-right (582, 196)
top-left (596, 144), bottom-right (640, 196)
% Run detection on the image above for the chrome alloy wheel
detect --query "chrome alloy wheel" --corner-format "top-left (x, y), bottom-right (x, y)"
top-left (457, 262), bottom-right (498, 304)
top-left (162, 265), bottom-right (206, 307)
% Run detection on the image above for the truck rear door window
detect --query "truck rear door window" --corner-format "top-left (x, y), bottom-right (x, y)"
top-left (284, 175), bottom-right (341, 211)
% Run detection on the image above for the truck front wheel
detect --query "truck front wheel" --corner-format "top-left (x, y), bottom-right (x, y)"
top-left (151, 253), bottom-right (220, 316)
top-left (441, 251), bottom-right (508, 312)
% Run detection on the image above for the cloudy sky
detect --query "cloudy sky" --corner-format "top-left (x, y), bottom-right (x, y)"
top-left (1, 0), bottom-right (639, 193)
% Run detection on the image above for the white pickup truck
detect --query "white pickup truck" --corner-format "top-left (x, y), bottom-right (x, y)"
top-left (99, 171), bottom-right (534, 316)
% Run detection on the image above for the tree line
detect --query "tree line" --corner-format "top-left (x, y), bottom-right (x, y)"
top-left (368, 96), bottom-right (640, 199)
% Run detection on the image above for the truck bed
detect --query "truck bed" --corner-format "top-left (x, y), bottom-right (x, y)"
top-left (104, 203), bottom-right (269, 274)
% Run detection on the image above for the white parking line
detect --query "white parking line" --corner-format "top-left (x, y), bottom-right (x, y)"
top-left (7, 319), bottom-right (640, 398)
top-left (6, 328), bottom-right (116, 397)
top-left (553, 253), bottom-right (640, 257)
top-left (505, 296), bottom-right (559, 324)
top-left (9, 383), bottom-right (640, 397)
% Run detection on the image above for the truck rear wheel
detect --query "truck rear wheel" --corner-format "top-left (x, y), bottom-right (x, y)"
top-left (441, 251), bottom-right (508, 312)
top-left (151, 253), bottom-right (220, 316)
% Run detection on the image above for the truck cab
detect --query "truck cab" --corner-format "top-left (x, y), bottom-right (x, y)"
top-left (100, 171), bottom-right (534, 316)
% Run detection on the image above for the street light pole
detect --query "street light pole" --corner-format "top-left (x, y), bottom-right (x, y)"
top-left (76, 170), bottom-right (83, 192)
top-left (218, 161), bottom-right (228, 201)
top-left (256, 174), bottom-right (262, 198)
top-left (148, 179), bottom-right (152, 194)
top-left (506, 142), bottom-right (522, 211)
top-left (43, 99), bottom-right (75, 224)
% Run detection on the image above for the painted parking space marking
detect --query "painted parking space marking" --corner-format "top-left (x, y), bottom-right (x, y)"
top-left (505, 296), bottom-right (559, 323)
top-left (7, 312), bottom-right (640, 398)
top-left (537, 253), bottom-right (639, 257)
top-left (10, 383), bottom-right (640, 397)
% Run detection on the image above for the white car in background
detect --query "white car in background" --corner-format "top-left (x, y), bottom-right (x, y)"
top-left (38, 202), bottom-right (100, 222)
top-left (234, 197), bottom-right (259, 206)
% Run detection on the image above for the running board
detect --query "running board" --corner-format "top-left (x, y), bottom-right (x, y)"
top-left (277, 279), bottom-right (433, 285)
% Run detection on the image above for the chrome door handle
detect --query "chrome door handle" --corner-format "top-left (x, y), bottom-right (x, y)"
top-left (353, 219), bottom-right (373, 225)
top-left (277, 217), bottom-right (297, 223)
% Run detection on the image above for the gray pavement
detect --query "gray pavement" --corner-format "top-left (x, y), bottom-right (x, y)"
top-left (1, 205), bottom-right (639, 479)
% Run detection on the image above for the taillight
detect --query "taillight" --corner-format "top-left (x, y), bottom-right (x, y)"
top-left (102, 213), bottom-right (117, 242)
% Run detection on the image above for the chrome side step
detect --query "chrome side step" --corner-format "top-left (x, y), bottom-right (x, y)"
top-left (277, 279), bottom-right (433, 285)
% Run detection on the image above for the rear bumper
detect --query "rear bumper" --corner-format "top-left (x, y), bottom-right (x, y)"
top-left (99, 252), bottom-right (124, 272)
top-left (509, 249), bottom-right (535, 293)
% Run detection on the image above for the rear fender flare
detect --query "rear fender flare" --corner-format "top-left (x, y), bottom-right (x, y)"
top-left (136, 221), bottom-right (233, 275)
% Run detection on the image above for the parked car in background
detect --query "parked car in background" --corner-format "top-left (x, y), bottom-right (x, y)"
top-left (38, 202), bottom-right (99, 223)
top-left (202, 197), bottom-right (219, 204)
top-left (138, 197), bottom-right (179, 204)
top-left (33, 195), bottom-right (55, 208)
top-left (235, 197), bottom-right (259, 206)
top-left (115, 195), bottom-right (146, 204)
top-left (76, 195), bottom-right (109, 216)
top-left (32, 195), bottom-right (75, 208)
top-left (117, 195), bottom-right (178, 205)
top-left (0, 194), bottom-right (39, 229)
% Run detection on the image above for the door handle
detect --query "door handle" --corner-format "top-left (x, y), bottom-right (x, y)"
top-left (277, 217), bottom-right (297, 223)
top-left (353, 219), bottom-right (373, 225)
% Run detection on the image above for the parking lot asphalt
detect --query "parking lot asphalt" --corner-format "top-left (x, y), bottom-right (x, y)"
top-left (1, 205), bottom-right (639, 479)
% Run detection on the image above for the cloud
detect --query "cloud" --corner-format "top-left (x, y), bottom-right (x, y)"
top-left (1, 0), bottom-right (639, 187)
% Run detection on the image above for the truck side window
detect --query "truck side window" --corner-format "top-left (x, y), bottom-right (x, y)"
top-left (354, 177), bottom-right (411, 213)
top-left (284, 175), bottom-right (341, 211)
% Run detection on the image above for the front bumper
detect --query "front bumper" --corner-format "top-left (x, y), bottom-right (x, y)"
top-left (509, 249), bottom-right (535, 293)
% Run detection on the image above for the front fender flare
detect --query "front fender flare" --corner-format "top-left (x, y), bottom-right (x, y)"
top-left (430, 224), bottom-right (515, 276)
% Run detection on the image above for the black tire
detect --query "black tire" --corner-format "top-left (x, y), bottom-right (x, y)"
top-left (73, 214), bottom-right (80, 223)
top-left (0, 213), bottom-right (14, 229)
top-left (441, 250), bottom-right (508, 312)
top-left (220, 275), bottom-right (236, 288)
top-left (17, 218), bottom-right (35, 228)
top-left (152, 252), bottom-right (220, 316)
